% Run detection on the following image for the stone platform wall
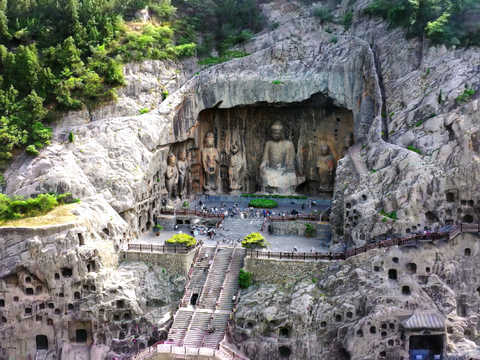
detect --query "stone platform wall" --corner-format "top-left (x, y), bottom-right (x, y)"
top-left (268, 221), bottom-right (311, 236)
top-left (120, 249), bottom-right (198, 277)
top-left (244, 258), bottom-right (330, 284)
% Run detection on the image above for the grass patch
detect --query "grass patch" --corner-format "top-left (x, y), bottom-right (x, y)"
top-left (248, 199), bottom-right (278, 208)
top-left (407, 145), bottom-right (421, 154)
top-left (455, 89), bottom-right (476, 103)
top-left (0, 204), bottom-right (77, 227)
top-left (415, 119), bottom-right (425, 127)
top-left (197, 50), bottom-right (249, 66)
top-left (239, 268), bottom-right (252, 288)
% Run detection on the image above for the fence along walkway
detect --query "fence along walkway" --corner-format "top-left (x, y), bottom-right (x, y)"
top-left (248, 223), bottom-right (479, 261)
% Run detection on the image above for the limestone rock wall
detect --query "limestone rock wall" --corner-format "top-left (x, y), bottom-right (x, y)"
top-left (234, 234), bottom-right (480, 360)
top-left (0, 197), bottom-right (184, 360)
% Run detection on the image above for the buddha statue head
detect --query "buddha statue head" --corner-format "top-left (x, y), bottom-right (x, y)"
top-left (178, 148), bottom-right (187, 161)
top-left (204, 132), bottom-right (215, 148)
top-left (167, 153), bottom-right (176, 166)
top-left (271, 120), bottom-right (285, 141)
top-left (321, 144), bottom-right (330, 156)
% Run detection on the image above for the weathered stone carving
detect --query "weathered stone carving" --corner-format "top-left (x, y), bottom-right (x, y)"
top-left (342, 133), bottom-right (355, 157)
top-left (165, 153), bottom-right (178, 200)
top-left (259, 121), bottom-right (302, 194)
top-left (229, 135), bottom-right (244, 195)
top-left (317, 145), bottom-right (335, 193)
top-left (177, 149), bottom-right (187, 199)
top-left (201, 132), bottom-right (219, 194)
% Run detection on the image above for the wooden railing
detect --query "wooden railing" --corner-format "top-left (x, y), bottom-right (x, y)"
top-left (160, 208), bottom-right (224, 219)
top-left (247, 223), bottom-right (480, 261)
top-left (126, 243), bottom-right (199, 254)
top-left (268, 214), bottom-right (320, 222)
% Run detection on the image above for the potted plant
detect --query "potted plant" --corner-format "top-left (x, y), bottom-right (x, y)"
top-left (154, 225), bottom-right (163, 236)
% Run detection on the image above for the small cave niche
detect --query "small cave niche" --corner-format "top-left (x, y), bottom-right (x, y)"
top-left (119, 331), bottom-right (126, 340)
top-left (76, 329), bottom-right (87, 343)
top-left (389, 323), bottom-right (395, 330)
top-left (55, 273), bottom-right (60, 280)
top-left (406, 263), bottom-right (417, 274)
top-left (36, 286), bottom-right (42, 294)
top-left (36, 315), bottom-right (42, 322)
top-left (139, 343), bottom-right (146, 350)
top-left (78, 233), bottom-right (85, 246)
top-left (374, 266), bottom-right (380, 272)
top-left (425, 211), bottom-right (439, 223)
top-left (68, 304), bottom-right (74, 311)
top-left (388, 269), bottom-right (398, 280)
top-left (102, 228), bottom-right (110, 236)
top-left (357, 329), bottom-right (363, 337)
top-left (90, 285), bottom-right (96, 292)
top-left (99, 308), bottom-right (105, 314)
top-left (346, 311), bottom-right (353, 319)
top-left (0, 299), bottom-right (4, 307)
top-left (117, 300), bottom-right (124, 308)
top-left (370, 326), bottom-right (376, 334)
top-left (446, 193), bottom-right (455, 203)
top-left (87, 261), bottom-right (96, 272)
top-left (462, 214), bottom-right (474, 223)
top-left (380, 351), bottom-right (386, 358)
top-left (13, 296), bottom-right (19, 302)
top-left (113, 315), bottom-right (120, 321)
top-left (465, 248), bottom-right (472, 256)
top-left (47, 318), bottom-right (53, 326)
top-left (25, 276), bottom-right (31, 283)
top-left (245, 322), bottom-right (253, 329)
top-left (83, 285), bottom-right (89, 291)
top-left (426, 267), bottom-right (431, 273)
top-left (381, 331), bottom-right (387, 337)
top-left (25, 307), bottom-right (32, 315)
top-left (279, 346), bottom-right (291, 358)
top-left (1, 316), bottom-right (6, 323)
top-left (54, 308), bottom-right (61, 315)
top-left (124, 313), bottom-right (130, 320)
top-left (335, 314), bottom-right (342, 322)
top-left (74, 291), bottom-right (81, 300)
top-left (320, 321), bottom-right (327, 328)
top-left (280, 328), bottom-right (290, 338)
top-left (36, 335), bottom-right (48, 350)
top-left (468, 200), bottom-right (475, 207)
top-left (461, 200), bottom-right (467, 206)
top-left (48, 303), bottom-right (54, 309)
top-left (338, 348), bottom-right (351, 360)
top-left (362, 194), bottom-right (367, 201)
top-left (59, 293), bottom-right (64, 298)
top-left (25, 288), bottom-right (34, 295)
top-left (346, 203), bottom-right (352, 209)
top-left (402, 286), bottom-right (411, 295)
top-left (381, 323), bottom-right (387, 330)
top-left (122, 346), bottom-right (129, 354)
top-left (465, 329), bottom-right (472, 337)
top-left (392, 257), bottom-right (399, 263)
top-left (97, 333), bottom-right (106, 345)
top-left (61, 268), bottom-right (73, 277)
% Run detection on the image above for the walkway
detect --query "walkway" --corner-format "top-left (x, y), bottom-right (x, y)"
top-left (167, 245), bottom-right (246, 350)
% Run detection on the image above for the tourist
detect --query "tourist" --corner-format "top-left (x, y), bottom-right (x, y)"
top-left (293, 246), bottom-right (298, 252)
top-left (311, 247), bottom-right (316, 252)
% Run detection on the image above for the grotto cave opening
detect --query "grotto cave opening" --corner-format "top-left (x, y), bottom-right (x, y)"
top-left (409, 335), bottom-right (444, 357)
top-left (190, 93), bottom-right (354, 197)
top-left (36, 335), bottom-right (48, 350)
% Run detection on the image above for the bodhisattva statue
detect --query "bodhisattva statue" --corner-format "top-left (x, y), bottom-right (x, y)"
top-left (317, 144), bottom-right (335, 192)
top-left (165, 153), bottom-right (178, 200)
top-left (177, 148), bottom-right (187, 199)
top-left (342, 133), bottom-right (355, 157)
top-left (228, 137), bottom-right (244, 195)
top-left (259, 121), bottom-right (301, 194)
top-left (201, 132), bottom-right (219, 194)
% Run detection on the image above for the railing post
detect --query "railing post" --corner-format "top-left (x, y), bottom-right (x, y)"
top-left (151, 244), bottom-right (153, 252)
top-left (140, 244), bottom-right (142, 252)
top-left (268, 252), bottom-right (270, 259)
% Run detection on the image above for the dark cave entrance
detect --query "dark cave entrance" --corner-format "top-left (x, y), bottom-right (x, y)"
top-left (409, 335), bottom-right (444, 357)
top-left (197, 93), bottom-right (354, 196)
top-left (76, 329), bottom-right (87, 343)
top-left (278, 346), bottom-right (291, 358)
top-left (190, 293), bottom-right (199, 306)
top-left (36, 335), bottom-right (48, 350)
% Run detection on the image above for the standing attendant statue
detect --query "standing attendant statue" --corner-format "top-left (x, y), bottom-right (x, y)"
top-left (228, 136), bottom-right (244, 195)
top-left (202, 132), bottom-right (219, 194)
top-left (165, 153), bottom-right (178, 201)
top-left (342, 133), bottom-right (355, 157)
top-left (317, 144), bottom-right (335, 193)
top-left (177, 148), bottom-right (187, 199)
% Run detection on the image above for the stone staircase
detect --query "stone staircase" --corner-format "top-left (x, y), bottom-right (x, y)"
top-left (182, 311), bottom-right (212, 347)
top-left (167, 309), bottom-right (194, 346)
top-left (166, 243), bottom-right (246, 351)
top-left (199, 247), bottom-right (234, 310)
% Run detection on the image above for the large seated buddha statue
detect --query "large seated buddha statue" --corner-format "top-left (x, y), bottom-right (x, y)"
top-left (259, 121), bottom-right (304, 194)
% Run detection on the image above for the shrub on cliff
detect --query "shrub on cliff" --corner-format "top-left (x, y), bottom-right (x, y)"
top-left (166, 233), bottom-right (197, 247)
top-left (239, 268), bottom-right (252, 288)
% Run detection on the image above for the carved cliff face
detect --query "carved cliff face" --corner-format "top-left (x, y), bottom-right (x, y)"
top-left (196, 94), bottom-right (353, 195)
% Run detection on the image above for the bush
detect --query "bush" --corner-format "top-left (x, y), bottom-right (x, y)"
top-left (241, 232), bottom-right (267, 249)
top-left (406, 145), bottom-right (421, 154)
top-left (26, 145), bottom-right (39, 156)
top-left (0, 193), bottom-right (62, 220)
top-left (139, 108), bottom-right (150, 114)
top-left (239, 268), bottom-right (252, 288)
top-left (68, 131), bottom-right (75, 143)
top-left (182, 201), bottom-right (190, 209)
top-left (314, 7), bottom-right (334, 22)
top-left (305, 223), bottom-right (316, 236)
top-left (342, 12), bottom-right (354, 30)
top-left (248, 199), bottom-right (278, 208)
top-left (166, 233), bottom-right (197, 247)
top-left (455, 89), bottom-right (476, 103)
top-left (154, 224), bottom-right (163, 232)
